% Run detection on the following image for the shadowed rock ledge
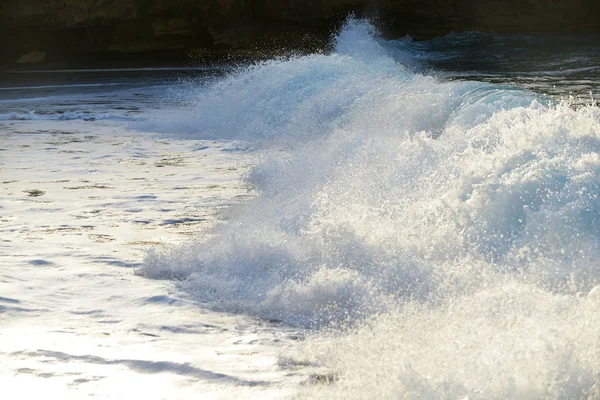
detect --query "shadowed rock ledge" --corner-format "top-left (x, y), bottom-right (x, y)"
top-left (1, 0), bottom-right (599, 65)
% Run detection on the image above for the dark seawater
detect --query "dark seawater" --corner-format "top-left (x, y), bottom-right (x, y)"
top-left (0, 65), bottom-right (231, 119)
top-left (1, 30), bottom-right (598, 118)
top-left (392, 32), bottom-right (600, 106)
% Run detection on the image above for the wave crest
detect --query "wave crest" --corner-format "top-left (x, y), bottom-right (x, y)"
top-left (140, 19), bottom-right (600, 325)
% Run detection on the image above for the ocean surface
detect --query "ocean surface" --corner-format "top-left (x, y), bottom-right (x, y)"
top-left (3, 19), bottom-right (600, 398)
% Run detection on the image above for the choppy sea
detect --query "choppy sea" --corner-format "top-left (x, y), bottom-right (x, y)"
top-left (3, 19), bottom-right (600, 398)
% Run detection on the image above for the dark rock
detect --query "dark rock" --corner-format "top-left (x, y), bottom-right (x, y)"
top-left (1, 1), bottom-right (599, 66)
top-left (16, 50), bottom-right (46, 63)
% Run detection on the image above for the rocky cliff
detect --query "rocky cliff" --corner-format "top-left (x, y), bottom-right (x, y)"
top-left (1, 0), bottom-right (599, 65)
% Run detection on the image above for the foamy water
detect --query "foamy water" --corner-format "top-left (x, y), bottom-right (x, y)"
top-left (138, 20), bottom-right (600, 398)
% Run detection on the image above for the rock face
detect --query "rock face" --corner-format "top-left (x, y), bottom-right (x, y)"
top-left (1, 0), bottom-right (599, 65)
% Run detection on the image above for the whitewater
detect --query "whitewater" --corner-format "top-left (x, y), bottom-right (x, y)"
top-left (2, 18), bottom-right (600, 399)
top-left (136, 20), bottom-right (600, 398)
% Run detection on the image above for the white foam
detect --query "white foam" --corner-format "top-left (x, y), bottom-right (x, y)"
top-left (302, 282), bottom-right (600, 399)
top-left (140, 19), bottom-right (600, 397)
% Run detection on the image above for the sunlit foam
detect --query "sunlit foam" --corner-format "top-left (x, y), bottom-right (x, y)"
top-left (140, 18), bottom-right (600, 398)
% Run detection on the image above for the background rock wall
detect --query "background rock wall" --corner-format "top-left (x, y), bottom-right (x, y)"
top-left (1, 0), bottom-right (599, 65)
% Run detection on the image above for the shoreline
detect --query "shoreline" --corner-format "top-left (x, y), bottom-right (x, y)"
top-left (0, 120), bottom-right (311, 398)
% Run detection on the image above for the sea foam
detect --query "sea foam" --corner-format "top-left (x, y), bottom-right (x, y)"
top-left (141, 19), bottom-right (600, 397)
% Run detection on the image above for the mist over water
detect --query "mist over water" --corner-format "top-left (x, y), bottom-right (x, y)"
top-left (141, 19), bottom-right (600, 398)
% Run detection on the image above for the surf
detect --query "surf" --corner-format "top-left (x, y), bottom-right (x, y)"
top-left (139, 18), bottom-right (600, 398)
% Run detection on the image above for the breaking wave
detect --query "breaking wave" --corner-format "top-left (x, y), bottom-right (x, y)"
top-left (140, 19), bottom-right (600, 398)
